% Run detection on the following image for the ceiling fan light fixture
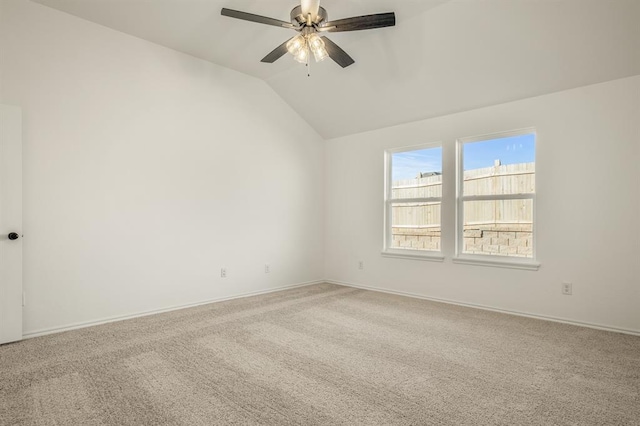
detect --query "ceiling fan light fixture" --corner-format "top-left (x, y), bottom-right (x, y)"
top-left (286, 34), bottom-right (306, 55)
top-left (307, 33), bottom-right (323, 51)
top-left (312, 46), bottom-right (328, 62)
top-left (293, 46), bottom-right (309, 63)
top-left (306, 33), bottom-right (327, 62)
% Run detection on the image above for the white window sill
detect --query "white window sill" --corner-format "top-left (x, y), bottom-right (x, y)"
top-left (381, 250), bottom-right (445, 262)
top-left (452, 256), bottom-right (540, 271)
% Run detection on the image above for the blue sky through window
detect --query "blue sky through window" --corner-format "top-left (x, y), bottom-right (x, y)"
top-left (392, 147), bottom-right (442, 181)
top-left (463, 134), bottom-right (535, 171)
top-left (391, 134), bottom-right (535, 180)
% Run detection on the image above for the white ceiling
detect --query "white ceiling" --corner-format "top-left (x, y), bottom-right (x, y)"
top-left (33, 0), bottom-right (640, 139)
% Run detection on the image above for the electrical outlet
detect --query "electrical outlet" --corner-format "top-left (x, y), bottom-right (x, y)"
top-left (358, 260), bottom-right (364, 270)
top-left (264, 264), bottom-right (270, 273)
top-left (562, 282), bottom-right (572, 295)
top-left (221, 268), bottom-right (227, 278)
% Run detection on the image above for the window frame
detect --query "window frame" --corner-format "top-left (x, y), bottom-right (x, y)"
top-left (454, 128), bottom-right (540, 270)
top-left (382, 142), bottom-right (445, 261)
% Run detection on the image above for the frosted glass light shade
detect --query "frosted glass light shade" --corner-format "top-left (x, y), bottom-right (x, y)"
top-left (286, 35), bottom-right (306, 55)
top-left (294, 47), bottom-right (309, 63)
top-left (307, 33), bottom-right (327, 62)
top-left (307, 33), bottom-right (324, 51)
top-left (313, 46), bottom-right (328, 62)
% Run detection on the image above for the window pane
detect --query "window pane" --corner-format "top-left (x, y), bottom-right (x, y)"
top-left (392, 147), bottom-right (442, 199)
top-left (391, 202), bottom-right (441, 251)
top-left (462, 199), bottom-right (533, 258)
top-left (463, 134), bottom-right (535, 196)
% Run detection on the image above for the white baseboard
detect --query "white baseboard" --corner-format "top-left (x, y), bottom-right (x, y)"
top-left (326, 279), bottom-right (640, 337)
top-left (23, 280), bottom-right (324, 339)
top-left (23, 279), bottom-right (640, 339)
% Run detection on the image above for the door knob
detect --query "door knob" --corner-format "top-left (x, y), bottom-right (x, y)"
top-left (7, 232), bottom-right (19, 240)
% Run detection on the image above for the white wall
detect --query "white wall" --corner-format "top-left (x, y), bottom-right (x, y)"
top-left (0, 0), bottom-right (325, 335)
top-left (325, 76), bottom-right (640, 333)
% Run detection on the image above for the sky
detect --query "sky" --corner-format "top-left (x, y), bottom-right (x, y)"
top-left (392, 134), bottom-right (535, 180)
top-left (392, 147), bottom-right (442, 181)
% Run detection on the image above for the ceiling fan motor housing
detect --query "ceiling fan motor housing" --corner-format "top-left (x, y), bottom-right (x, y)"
top-left (290, 6), bottom-right (327, 26)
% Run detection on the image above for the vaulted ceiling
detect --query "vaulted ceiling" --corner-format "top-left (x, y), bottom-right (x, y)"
top-left (32, 0), bottom-right (640, 139)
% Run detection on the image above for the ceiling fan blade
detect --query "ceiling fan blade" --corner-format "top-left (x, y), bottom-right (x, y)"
top-left (221, 8), bottom-right (297, 29)
top-left (321, 12), bottom-right (395, 32)
top-left (261, 39), bottom-right (291, 63)
top-left (321, 37), bottom-right (355, 68)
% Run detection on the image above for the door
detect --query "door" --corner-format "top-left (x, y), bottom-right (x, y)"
top-left (0, 105), bottom-right (23, 344)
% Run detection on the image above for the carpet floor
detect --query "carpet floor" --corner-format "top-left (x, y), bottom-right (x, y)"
top-left (1, 283), bottom-right (638, 425)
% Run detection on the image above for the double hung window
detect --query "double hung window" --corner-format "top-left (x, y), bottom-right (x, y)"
top-left (457, 130), bottom-right (536, 261)
top-left (384, 145), bottom-right (443, 258)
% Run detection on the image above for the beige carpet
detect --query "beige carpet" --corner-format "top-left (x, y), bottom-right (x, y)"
top-left (1, 283), bottom-right (638, 425)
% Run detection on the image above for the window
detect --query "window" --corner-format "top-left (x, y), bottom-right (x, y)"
top-left (382, 129), bottom-right (538, 269)
top-left (384, 144), bottom-right (444, 259)
top-left (456, 130), bottom-right (536, 264)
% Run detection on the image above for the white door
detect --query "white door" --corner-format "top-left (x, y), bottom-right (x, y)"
top-left (0, 105), bottom-right (23, 344)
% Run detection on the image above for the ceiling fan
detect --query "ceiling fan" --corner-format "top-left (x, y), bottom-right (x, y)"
top-left (221, 0), bottom-right (396, 68)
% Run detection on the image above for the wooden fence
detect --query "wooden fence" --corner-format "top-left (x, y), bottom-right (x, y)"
top-left (392, 162), bottom-right (535, 228)
top-left (391, 162), bottom-right (535, 257)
